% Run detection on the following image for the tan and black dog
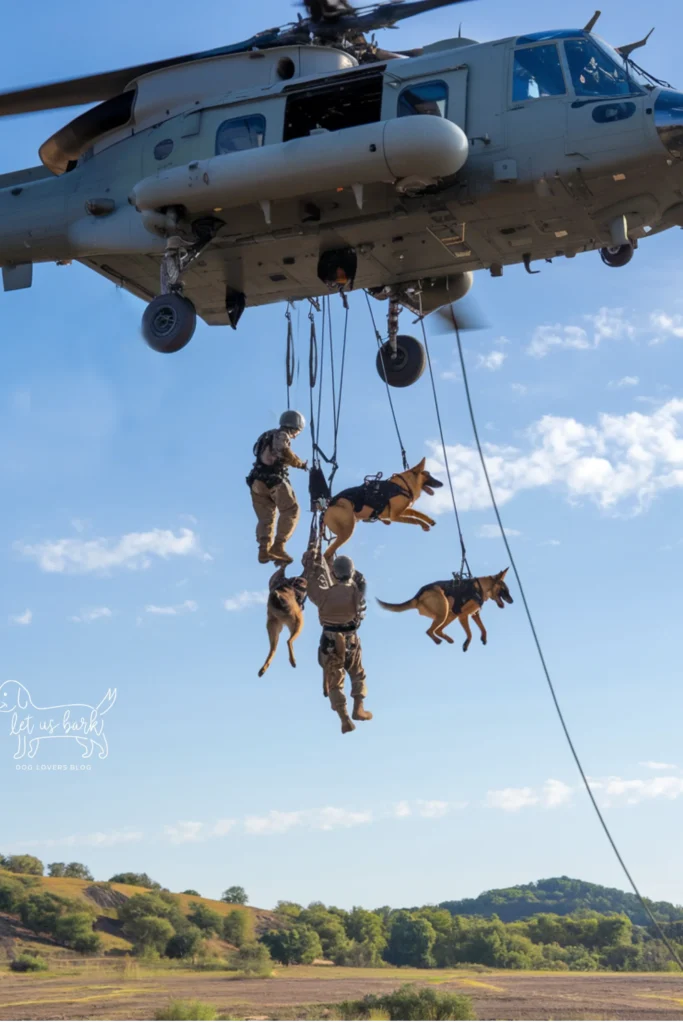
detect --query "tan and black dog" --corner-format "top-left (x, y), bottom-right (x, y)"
top-left (258, 570), bottom-right (307, 678)
top-left (378, 570), bottom-right (513, 651)
top-left (322, 458), bottom-right (443, 561)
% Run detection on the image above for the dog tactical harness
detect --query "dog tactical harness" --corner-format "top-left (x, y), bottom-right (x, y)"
top-left (331, 477), bottom-right (411, 522)
top-left (419, 577), bottom-right (484, 613)
top-left (246, 430), bottom-right (289, 489)
top-left (271, 576), bottom-right (307, 609)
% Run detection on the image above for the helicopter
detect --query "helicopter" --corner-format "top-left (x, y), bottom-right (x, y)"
top-left (1, 0), bottom-right (682, 388)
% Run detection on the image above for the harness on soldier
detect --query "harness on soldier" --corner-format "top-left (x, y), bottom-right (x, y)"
top-left (246, 429), bottom-right (289, 490)
top-left (331, 473), bottom-right (412, 523)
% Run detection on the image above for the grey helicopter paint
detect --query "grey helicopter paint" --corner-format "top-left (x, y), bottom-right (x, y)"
top-left (0, 0), bottom-right (682, 380)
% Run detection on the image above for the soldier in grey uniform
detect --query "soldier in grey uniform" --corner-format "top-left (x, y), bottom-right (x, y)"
top-left (247, 411), bottom-right (308, 565)
top-left (303, 546), bottom-right (372, 734)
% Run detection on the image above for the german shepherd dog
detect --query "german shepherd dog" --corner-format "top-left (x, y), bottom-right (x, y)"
top-left (258, 572), bottom-right (307, 678)
top-left (378, 570), bottom-right (513, 651)
top-left (322, 458), bottom-right (443, 561)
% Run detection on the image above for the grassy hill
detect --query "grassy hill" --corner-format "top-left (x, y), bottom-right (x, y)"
top-left (0, 870), bottom-right (280, 960)
top-left (439, 876), bottom-right (683, 927)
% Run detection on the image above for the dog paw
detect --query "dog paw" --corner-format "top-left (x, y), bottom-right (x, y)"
top-left (421, 524), bottom-right (431, 532)
top-left (289, 660), bottom-right (297, 669)
top-left (444, 636), bottom-right (455, 645)
top-left (462, 642), bottom-right (470, 653)
top-left (481, 637), bottom-right (488, 646)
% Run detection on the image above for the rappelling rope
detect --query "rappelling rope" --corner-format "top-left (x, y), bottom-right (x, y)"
top-left (363, 291), bottom-right (409, 472)
top-left (418, 310), bottom-right (471, 579)
top-left (285, 303), bottom-right (295, 409)
top-left (448, 318), bottom-right (683, 970)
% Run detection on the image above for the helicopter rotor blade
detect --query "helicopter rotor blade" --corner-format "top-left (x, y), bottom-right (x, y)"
top-left (312, 0), bottom-right (477, 39)
top-left (431, 296), bottom-right (489, 334)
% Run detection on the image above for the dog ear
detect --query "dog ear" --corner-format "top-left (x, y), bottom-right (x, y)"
top-left (498, 568), bottom-right (510, 579)
top-left (17, 684), bottom-right (28, 710)
top-left (412, 457), bottom-right (426, 474)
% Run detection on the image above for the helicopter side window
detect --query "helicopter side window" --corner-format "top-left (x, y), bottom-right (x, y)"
top-left (512, 44), bottom-right (566, 102)
top-left (564, 38), bottom-right (633, 98)
top-left (398, 81), bottom-right (448, 118)
top-left (215, 115), bottom-right (266, 155)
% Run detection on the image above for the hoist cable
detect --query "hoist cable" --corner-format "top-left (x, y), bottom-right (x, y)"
top-left (418, 313), bottom-right (471, 578)
top-left (285, 304), bottom-right (295, 409)
top-left (308, 306), bottom-right (319, 467)
top-left (363, 291), bottom-right (409, 471)
top-left (450, 319), bottom-right (683, 969)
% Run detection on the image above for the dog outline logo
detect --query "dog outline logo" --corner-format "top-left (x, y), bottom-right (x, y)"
top-left (0, 681), bottom-right (116, 761)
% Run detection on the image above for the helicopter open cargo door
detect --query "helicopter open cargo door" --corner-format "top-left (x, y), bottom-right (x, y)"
top-left (384, 64), bottom-right (469, 137)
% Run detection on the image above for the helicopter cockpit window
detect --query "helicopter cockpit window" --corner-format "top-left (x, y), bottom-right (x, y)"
top-left (398, 81), bottom-right (448, 118)
top-left (215, 115), bottom-right (266, 155)
top-left (513, 44), bottom-right (566, 102)
top-left (564, 38), bottom-right (634, 98)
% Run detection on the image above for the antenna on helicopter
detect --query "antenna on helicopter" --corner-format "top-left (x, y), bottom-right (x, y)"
top-left (583, 11), bottom-right (601, 33)
top-left (617, 27), bottom-right (655, 59)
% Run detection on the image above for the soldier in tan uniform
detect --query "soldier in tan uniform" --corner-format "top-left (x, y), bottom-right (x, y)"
top-left (247, 411), bottom-right (308, 565)
top-left (303, 546), bottom-right (372, 734)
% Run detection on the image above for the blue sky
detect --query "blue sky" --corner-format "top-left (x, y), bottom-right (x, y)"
top-left (2, 0), bottom-right (683, 911)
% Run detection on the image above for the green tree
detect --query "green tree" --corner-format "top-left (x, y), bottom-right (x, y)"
top-left (223, 908), bottom-right (254, 948)
top-left (19, 891), bottom-right (67, 934)
top-left (386, 912), bottom-right (437, 968)
top-left (274, 900), bottom-right (303, 919)
top-left (0, 877), bottom-right (26, 913)
top-left (109, 872), bottom-right (159, 889)
top-left (65, 862), bottom-right (94, 881)
top-left (48, 863), bottom-right (66, 877)
top-left (123, 915), bottom-right (175, 955)
top-left (300, 906), bottom-right (350, 961)
top-left (5, 855), bottom-right (44, 876)
top-left (336, 939), bottom-right (385, 967)
top-left (260, 924), bottom-right (323, 965)
top-left (182, 890), bottom-right (201, 897)
top-left (54, 913), bottom-right (102, 954)
top-left (187, 901), bottom-right (223, 936)
top-left (118, 892), bottom-right (185, 932)
top-left (229, 942), bottom-right (273, 976)
top-left (166, 926), bottom-right (204, 960)
top-left (221, 886), bottom-right (248, 905)
top-left (346, 907), bottom-right (387, 952)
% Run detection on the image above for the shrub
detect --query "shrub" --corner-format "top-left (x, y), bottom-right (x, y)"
top-left (19, 891), bottom-right (67, 934)
top-left (166, 927), bottom-right (204, 960)
top-left (123, 915), bottom-right (175, 955)
top-left (154, 1000), bottom-right (218, 1020)
top-left (4, 855), bottom-right (44, 876)
top-left (221, 886), bottom-right (248, 905)
top-left (54, 912), bottom-right (102, 954)
top-left (182, 890), bottom-right (201, 897)
top-left (260, 924), bottom-right (323, 965)
top-left (338, 985), bottom-right (474, 1021)
top-left (222, 908), bottom-right (253, 948)
top-left (10, 955), bottom-right (49, 973)
top-left (187, 901), bottom-right (223, 936)
top-left (0, 878), bottom-right (26, 913)
top-left (228, 942), bottom-right (272, 976)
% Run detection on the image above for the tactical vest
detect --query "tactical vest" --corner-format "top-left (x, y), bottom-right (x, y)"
top-left (331, 478), bottom-right (411, 522)
top-left (246, 430), bottom-right (289, 489)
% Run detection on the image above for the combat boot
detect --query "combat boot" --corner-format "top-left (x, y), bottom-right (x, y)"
top-left (258, 542), bottom-right (272, 565)
top-left (269, 541), bottom-right (293, 565)
top-left (353, 698), bottom-right (373, 722)
top-left (338, 708), bottom-right (356, 734)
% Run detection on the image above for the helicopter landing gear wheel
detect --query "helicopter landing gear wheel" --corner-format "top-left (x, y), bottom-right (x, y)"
top-left (142, 293), bottom-right (197, 354)
top-left (600, 243), bottom-right (634, 268)
top-left (376, 335), bottom-right (426, 388)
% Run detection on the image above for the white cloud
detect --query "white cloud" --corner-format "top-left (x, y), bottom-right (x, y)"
top-left (244, 806), bottom-right (372, 835)
top-left (164, 821), bottom-right (204, 845)
top-left (590, 775), bottom-right (683, 806)
top-left (639, 761), bottom-right (679, 771)
top-left (511, 383), bottom-right (528, 396)
top-left (70, 607), bottom-right (112, 624)
top-left (244, 811), bottom-right (307, 835)
top-left (486, 779), bottom-right (573, 813)
top-left (16, 528), bottom-right (204, 574)
top-left (477, 524), bottom-right (521, 540)
top-left (18, 829), bottom-right (144, 849)
top-left (145, 600), bottom-right (198, 617)
top-left (417, 800), bottom-right (450, 819)
top-left (650, 311), bottom-right (683, 342)
top-left (212, 819), bottom-right (237, 837)
top-left (440, 369), bottom-right (459, 382)
top-left (224, 591), bottom-right (268, 612)
top-left (9, 609), bottom-right (32, 626)
top-left (478, 350), bottom-right (507, 372)
top-left (609, 376), bottom-right (639, 390)
top-left (528, 307), bottom-right (635, 357)
top-left (312, 807), bottom-right (373, 830)
top-left (392, 801), bottom-right (412, 819)
top-left (426, 398), bottom-right (683, 515)
top-left (542, 539), bottom-right (561, 547)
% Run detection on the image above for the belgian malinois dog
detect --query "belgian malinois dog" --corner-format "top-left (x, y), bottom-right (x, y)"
top-left (322, 458), bottom-right (443, 561)
top-left (378, 570), bottom-right (513, 651)
top-left (258, 574), bottom-right (307, 678)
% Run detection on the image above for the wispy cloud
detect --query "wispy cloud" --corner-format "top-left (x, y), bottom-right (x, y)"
top-left (486, 780), bottom-right (573, 813)
top-left (9, 609), bottom-right (32, 627)
top-left (70, 607), bottom-right (112, 624)
top-left (589, 775), bottom-right (683, 806)
top-left (478, 351), bottom-right (507, 372)
top-left (528, 307), bottom-right (635, 358)
top-left (477, 524), bottom-right (521, 540)
top-left (18, 829), bottom-right (144, 849)
top-left (542, 539), bottom-right (561, 547)
top-left (224, 591), bottom-right (268, 612)
top-left (244, 807), bottom-right (372, 835)
top-left (16, 528), bottom-right (205, 574)
top-left (145, 600), bottom-right (198, 617)
top-left (164, 821), bottom-right (204, 845)
top-left (639, 761), bottom-right (680, 772)
top-left (650, 311), bottom-right (683, 343)
top-left (426, 398), bottom-right (683, 516)
top-left (609, 376), bottom-right (639, 390)
top-left (511, 383), bottom-right (528, 396)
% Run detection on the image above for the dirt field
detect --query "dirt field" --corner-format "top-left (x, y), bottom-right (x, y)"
top-left (1, 965), bottom-right (682, 1021)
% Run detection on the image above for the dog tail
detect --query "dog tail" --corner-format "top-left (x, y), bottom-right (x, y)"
top-left (376, 597), bottom-right (418, 613)
top-left (96, 689), bottom-right (117, 716)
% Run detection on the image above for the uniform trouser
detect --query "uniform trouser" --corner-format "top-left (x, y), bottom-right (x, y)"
top-left (250, 480), bottom-right (300, 547)
top-left (318, 631), bottom-right (367, 713)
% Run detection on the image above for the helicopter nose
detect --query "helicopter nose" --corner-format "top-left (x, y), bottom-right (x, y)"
top-left (654, 89), bottom-right (683, 158)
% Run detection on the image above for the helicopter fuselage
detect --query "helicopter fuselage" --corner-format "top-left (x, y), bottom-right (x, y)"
top-left (1, 29), bottom-right (681, 329)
